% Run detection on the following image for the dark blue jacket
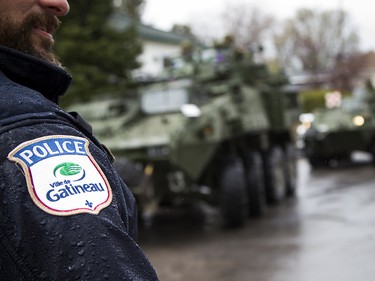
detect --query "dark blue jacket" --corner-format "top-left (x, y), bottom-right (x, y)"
top-left (0, 46), bottom-right (159, 280)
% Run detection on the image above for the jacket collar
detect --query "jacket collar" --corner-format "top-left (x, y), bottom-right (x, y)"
top-left (0, 45), bottom-right (72, 104)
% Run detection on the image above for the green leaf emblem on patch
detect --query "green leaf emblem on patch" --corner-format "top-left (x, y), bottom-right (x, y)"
top-left (54, 162), bottom-right (82, 177)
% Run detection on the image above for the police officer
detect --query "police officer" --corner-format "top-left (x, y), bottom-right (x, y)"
top-left (0, 0), bottom-right (159, 280)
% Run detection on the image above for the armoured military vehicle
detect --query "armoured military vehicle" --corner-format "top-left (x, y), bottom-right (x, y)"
top-left (68, 45), bottom-right (300, 227)
top-left (304, 79), bottom-right (375, 167)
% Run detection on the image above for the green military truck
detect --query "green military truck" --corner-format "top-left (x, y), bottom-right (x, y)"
top-left (68, 45), bottom-right (300, 227)
top-left (304, 80), bottom-right (375, 167)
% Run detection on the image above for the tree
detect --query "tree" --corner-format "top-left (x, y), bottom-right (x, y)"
top-left (330, 52), bottom-right (368, 92)
top-left (113, 0), bottom-right (145, 21)
top-left (55, 0), bottom-right (142, 106)
top-left (273, 8), bottom-right (359, 74)
top-left (171, 24), bottom-right (195, 39)
top-left (221, 4), bottom-right (275, 52)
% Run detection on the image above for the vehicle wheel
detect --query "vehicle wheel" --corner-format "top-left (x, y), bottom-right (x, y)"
top-left (244, 151), bottom-right (267, 216)
top-left (369, 142), bottom-right (375, 165)
top-left (284, 144), bottom-right (297, 197)
top-left (263, 146), bottom-right (287, 204)
top-left (305, 147), bottom-right (325, 168)
top-left (307, 155), bottom-right (321, 167)
top-left (216, 156), bottom-right (249, 227)
top-left (113, 157), bottom-right (143, 187)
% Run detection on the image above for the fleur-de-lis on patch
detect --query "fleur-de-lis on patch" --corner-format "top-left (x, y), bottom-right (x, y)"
top-left (85, 200), bottom-right (93, 208)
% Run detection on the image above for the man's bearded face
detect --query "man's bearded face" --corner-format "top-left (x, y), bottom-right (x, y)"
top-left (0, 12), bottom-right (62, 66)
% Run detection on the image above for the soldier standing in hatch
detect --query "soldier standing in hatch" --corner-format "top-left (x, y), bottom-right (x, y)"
top-left (0, 0), bottom-right (159, 280)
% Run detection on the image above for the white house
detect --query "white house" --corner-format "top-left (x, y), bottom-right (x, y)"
top-left (110, 13), bottom-right (198, 79)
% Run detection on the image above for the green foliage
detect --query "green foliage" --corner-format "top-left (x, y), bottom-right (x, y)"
top-left (54, 0), bottom-right (142, 107)
top-left (116, 0), bottom-right (145, 20)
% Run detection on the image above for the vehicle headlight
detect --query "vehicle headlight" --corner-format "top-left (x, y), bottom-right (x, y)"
top-left (352, 115), bottom-right (365, 127)
top-left (181, 104), bottom-right (201, 118)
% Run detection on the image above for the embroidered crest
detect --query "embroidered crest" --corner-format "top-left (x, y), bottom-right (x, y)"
top-left (8, 135), bottom-right (112, 216)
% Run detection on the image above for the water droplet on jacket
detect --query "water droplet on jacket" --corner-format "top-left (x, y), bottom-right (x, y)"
top-left (100, 233), bottom-right (107, 239)
top-left (78, 249), bottom-right (85, 256)
top-left (49, 236), bottom-right (56, 244)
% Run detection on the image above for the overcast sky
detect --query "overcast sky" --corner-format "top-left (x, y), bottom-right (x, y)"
top-left (142, 0), bottom-right (375, 52)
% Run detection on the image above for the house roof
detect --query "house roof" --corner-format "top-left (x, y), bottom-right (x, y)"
top-left (109, 12), bottom-right (195, 45)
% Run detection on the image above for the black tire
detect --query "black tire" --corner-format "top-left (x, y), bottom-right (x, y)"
top-left (113, 157), bottom-right (143, 187)
top-left (284, 144), bottom-right (297, 197)
top-left (217, 156), bottom-right (249, 227)
top-left (244, 151), bottom-right (267, 216)
top-left (306, 153), bottom-right (325, 168)
top-left (263, 146), bottom-right (287, 204)
top-left (369, 142), bottom-right (375, 165)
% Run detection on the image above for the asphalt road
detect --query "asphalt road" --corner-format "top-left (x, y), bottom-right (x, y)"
top-left (139, 154), bottom-right (375, 281)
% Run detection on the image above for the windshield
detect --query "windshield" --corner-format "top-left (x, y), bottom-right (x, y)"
top-left (141, 79), bottom-right (191, 114)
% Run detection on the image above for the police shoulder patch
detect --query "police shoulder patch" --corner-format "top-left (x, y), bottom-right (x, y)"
top-left (8, 135), bottom-right (113, 216)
